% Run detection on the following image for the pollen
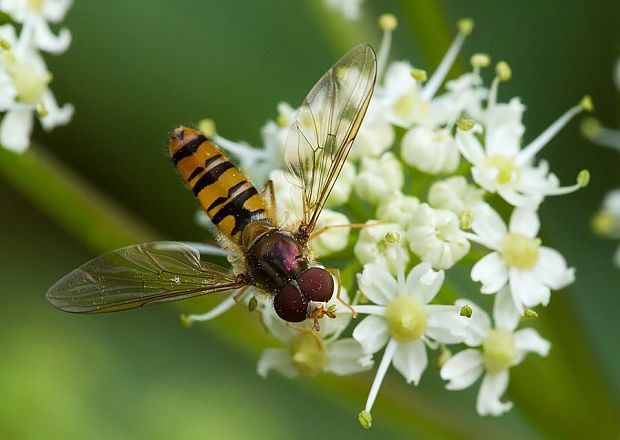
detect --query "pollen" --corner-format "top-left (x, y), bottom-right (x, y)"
top-left (456, 118), bottom-right (475, 131)
top-left (411, 68), bottom-right (427, 83)
top-left (591, 211), bottom-right (616, 235)
top-left (501, 233), bottom-right (541, 269)
top-left (483, 329), bottom-right (516, 373)
top-left (289, 333), bottom-right (326, 376)
top-left (379, 13), bottom-right (398, 32)
top-left (457, 18), bottom-right (474, 35)
top-left (484, 154), bottom-right (521, 185)
top-left (579, 95), bottom-right (594, 112)
top-left (470, 53), bottom-right (491, 68)
top-left (495, 61), bottom-right (512, 81)
top-left (198, 118), bottom-right (216, 137)
top-left (385, 295), bottom-right (427, 342)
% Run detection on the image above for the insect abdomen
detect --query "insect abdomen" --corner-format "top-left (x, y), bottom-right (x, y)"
top-left (169, 126), bottom-right (268, 243)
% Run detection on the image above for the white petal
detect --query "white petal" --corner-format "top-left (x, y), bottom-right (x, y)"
top-left (425, 305), bottom-right (471, 344)
top-left (325, 338), bottom-right (373, 375)
top-left (455, 299), bottom-right (491, 346)
top-left (476, 371), bottom-right (513, 416)
top-left (256, 348), bottom-right (298, 378)
top-left (514, 328), bottom-right (550, 358)
top-left (405, 262), bottom-right (444, 304)
top-left (471, 252), bottom-right (508, 294)
top-left (40, 90), bottom-right (74, 130)
top-left (471, 204), bottom-right (507, 248)
top-left (1, 108), bottom-right (33, 153)
top-left (509, 268), bottom-right (550, 313)
top-left (43, 0), bottom-right (73, 22)
top-left (509, 207), bottom-right (540, 237)
top-left (357, 264), bottom-right (398, 305)
top-left (352, 315), bottom-right (390, 354)
top-left (440, 349), bottom-right (484, 390)
top-left (493, 287), bottom-right (520, 331)
top-left (456, 129), bottom-right (485, 165)
top-left (33, 18), bottom-right (71, 53)
top-left (392, 339), bottom-right (427, 385)
top-left (534, 247), bottom-right (575, 290)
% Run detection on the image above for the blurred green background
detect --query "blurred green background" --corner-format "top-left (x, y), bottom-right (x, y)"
top-left (1, 0), bottom-right (619, 438)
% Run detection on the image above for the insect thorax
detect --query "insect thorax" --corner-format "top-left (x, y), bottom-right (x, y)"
top-left (242, 222), bottom-right (309, 293)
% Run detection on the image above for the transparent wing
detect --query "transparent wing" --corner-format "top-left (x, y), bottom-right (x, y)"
top-left (46, 242), bottom-right (243, 313)
top-left (283, 44), bottom-right (376, 234)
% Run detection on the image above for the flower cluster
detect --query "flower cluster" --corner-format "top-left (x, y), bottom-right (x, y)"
top-left (188, 14), bottom-right (588, 427)
top-left (584, 57), bottom-right (620, 266)
top-left (0, 0), bottom-right (73, 153)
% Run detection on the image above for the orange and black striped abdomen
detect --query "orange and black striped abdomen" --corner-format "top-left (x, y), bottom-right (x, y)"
top-left (169, 126), bottom-right (268, 243)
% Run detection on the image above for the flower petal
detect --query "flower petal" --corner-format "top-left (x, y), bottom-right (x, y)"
top-left (471, 252), bottom-right (508, 294)
top-left (325, 338), bottom-right (373, 375)
top-left (352, 315), bottom-right (390, 354)
top-left (0, 108), bottom-right (33, 153)
top-left (440, 349), bottom-right (484, 390)
top-left (455, 299), bottom-right (491, 346)
top-left (493, 287), bottom-right (520, 331)
top-left (534, 247), bottom-right (575, 290)
top-left (509, 207), bottom-right (540, 237)
top-left (256, 348), bottom-right (298, 378)
top-left (357, 264), bottom-right (398, 305)
top-left (509, 268), bottom-right (550, 313)
top-left (392, 339), bottom-right (427, 385)
top-left (514, 328), bottom-right (550, 359)
top-left (405, 262), bottom-right (444, 303)
top-left (471, 204), bottom-right (507, 249)
top-left (425, 304), bottom-right (471, 344)
top-left (476, 371), bottom-right (513, 416)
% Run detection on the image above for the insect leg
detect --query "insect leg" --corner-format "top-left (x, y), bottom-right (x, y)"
top-left (309, 220), bottom-right (385, 241)
top-left (284, 323), bottom-right (323, 348)
top-left (326, 268), bottom-right (357, 318)
top-left (181, 286), bottom-right (248, 325)
top-left (262, 179), bottom-right (277, 222)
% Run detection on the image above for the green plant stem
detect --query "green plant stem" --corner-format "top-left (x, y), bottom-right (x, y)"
top-left (0, 146), bottom-right (160, 252)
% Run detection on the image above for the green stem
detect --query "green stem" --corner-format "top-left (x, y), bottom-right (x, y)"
top-left (0, 146), bottom-right (160, 252)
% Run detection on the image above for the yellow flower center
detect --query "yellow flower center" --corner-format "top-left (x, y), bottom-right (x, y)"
top-left (384, 295), bottom-right (427, 342)
top-left (28, 0), bottom-right (44, 12)
top-left (4, 52), bottom-right (51, 105)
top-left (289, 333), bottom-right (326, 377)
top-left (483, 329), bottom-right (516, 373)
top-left (393, 91), bottom-right (414, 120)
top-left (484, 154), bottom-right (521, 185)
top-left (501, 233), bottom-right (541, 269)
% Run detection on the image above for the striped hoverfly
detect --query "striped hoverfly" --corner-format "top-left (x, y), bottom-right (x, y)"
top-left (46, 44), bottom-right (377, 328)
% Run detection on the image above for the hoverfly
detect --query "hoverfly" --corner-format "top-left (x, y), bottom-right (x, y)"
top-left (46, 44), bottom-right (377, 327)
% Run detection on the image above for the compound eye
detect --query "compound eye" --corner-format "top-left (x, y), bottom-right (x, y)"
top-left (298, 267), bottom-right (334, 302)
top-left (273, 284), bottom-right (308, 322)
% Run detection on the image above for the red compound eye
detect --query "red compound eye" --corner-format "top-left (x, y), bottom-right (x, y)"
top-left (298, 267), bottom-right (334, 303)
top-left (273, 284), bottom-right (308, 322)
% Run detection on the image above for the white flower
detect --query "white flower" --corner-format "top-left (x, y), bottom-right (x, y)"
top-left (373, 19), bottom-right (479, 130)
top-left (348, 101), bottom-right (395, 160)
top-left (354, 222), bottom-right (409, 275)
top-left (375, 190), bottom-right (419, 227)
top-left (428, 175), bottom-right (484, 216)
top-left (268, 168), bottom-right (304, 228)
top-left (0, 24), bottom-right (73, 152)
top-left (406, 203), bottom-right (470, 269)
top-left (324, 160), bottom-right (356, 208)
top-left (401, 126), bottom-right (460, 174)
top-left (352, 257), bottom-right (473, 418)
top-left (309, 209), bottom-right (350, 258)
top-left (354, 152), bottom-right (404, 205)
top-left (323, 0), bottom-right (364, 21)
top-left (0, 0), bottom-right (72, 53)
top-left (257, 287), bottom-right (373, 378)
top-left (456, 76), bottom-right (589, 207)
top-left (440, 289), bottom-right (550, 416)
top-left (467, 204), bottom-right (575, 314)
